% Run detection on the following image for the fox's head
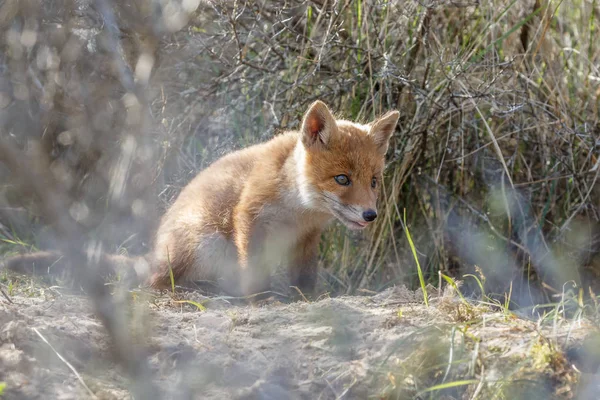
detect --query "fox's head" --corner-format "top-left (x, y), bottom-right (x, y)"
top-left (296, 101), bottom-right (399, 230)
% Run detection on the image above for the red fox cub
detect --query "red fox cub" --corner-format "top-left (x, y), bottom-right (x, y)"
top-left (148, 101), bottom-right (399, 295)
top-left (3, 101), bottom-right (399, 297)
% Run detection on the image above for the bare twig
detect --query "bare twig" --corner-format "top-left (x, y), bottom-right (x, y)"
top-left (0, 286), bottom-right (13, 304)
top-left (33, 327), bottom-right (97, 399)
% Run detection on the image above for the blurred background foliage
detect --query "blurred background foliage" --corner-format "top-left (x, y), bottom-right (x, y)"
top-left (0, 0), bottom-right (599, 309)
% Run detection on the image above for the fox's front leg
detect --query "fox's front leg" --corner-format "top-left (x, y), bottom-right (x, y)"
top-left (289, 230), bottom-right (321, 297)
top-left (233, 207), bottom-right (271, 296)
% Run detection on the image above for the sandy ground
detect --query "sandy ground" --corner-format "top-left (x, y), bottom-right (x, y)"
top-left (0, 282), bottom-right (598, 400)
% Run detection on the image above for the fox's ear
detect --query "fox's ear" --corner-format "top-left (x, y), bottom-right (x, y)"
top-left (369, 110), bottom-right (399, 156)
top-left (301, 101), bottom-right (337, 148)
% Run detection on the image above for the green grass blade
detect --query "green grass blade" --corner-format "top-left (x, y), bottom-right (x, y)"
top-left (173, 299), bottom-right (207, 311)
top-left (440, 273), bottom-right (469, 306)
top-left (471, 5), bottom-right (542, 62)
top-left (166, 248), bottom-right (175, 294)
top-left (464, 274), bottom-right (485, 298)
top-left (404, 208), bottom-right (428, 306)
top-left (416, 379), bottom-right (479, 396)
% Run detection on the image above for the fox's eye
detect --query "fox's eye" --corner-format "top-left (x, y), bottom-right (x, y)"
top-left (334, 174), bottom-right (350, 186)
top-left (371, 177), bottom-right (377, 188)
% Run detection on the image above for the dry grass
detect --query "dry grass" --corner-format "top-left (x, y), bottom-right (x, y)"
top-left (0, 4), bottom-right (599, 394)
top-left (150, 0), bottom-right (600, 309)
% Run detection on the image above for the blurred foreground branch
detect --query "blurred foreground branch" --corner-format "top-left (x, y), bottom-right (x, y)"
top-left (0, 131), bottom-right (161, 399)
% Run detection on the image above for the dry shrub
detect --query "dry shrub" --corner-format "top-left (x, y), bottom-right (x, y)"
top-left (0, 0), bottom-right (598, 308)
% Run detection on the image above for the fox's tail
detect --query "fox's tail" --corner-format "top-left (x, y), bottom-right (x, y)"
top-left (1, 251), bottom-right (150, 285)
top-left (1, 251), bottom-right (64, 276)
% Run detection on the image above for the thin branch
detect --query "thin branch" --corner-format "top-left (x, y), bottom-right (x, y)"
top-left (33, 327), bottom-right (97, 399)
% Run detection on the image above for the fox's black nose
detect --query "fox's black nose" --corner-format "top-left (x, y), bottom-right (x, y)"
top-left (362, 209), bottom-right (377, 222)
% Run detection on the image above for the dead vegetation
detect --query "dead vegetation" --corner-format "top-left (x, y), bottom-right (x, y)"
top-left (0, 0), bottom-right (599, 398)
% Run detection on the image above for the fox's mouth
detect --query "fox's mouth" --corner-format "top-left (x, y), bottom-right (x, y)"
top-left (321, 192), bottom-right (371, 230)
top-left (334, 213), bottom-right (370, 230)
